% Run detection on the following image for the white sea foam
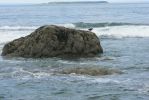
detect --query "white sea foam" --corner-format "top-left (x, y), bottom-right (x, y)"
top-left (62, 24), bottom-right (149, 38)
top-left (61, 23), bottom-right (75, 28)
top-left (92, 25), bottom-right (149, 38)
top-left (0, 30), bottom-right (31, 44)
top-left (0, 24), bottom-right (75, 44)
top-left (1, 25), bottom-right (149, 44)
top-left (91, 78), bottom-right (121, 84)
top-left (5, 67), bottom-right (52, 79)
top-left (0, 26), bottom-right (38, 44)
top-left (0, 26), bottom-right (37, 31)
top-left (53, 24), bottom-right (75, 28)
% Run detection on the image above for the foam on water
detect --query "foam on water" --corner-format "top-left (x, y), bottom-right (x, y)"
top-left (58, 24), bottom-right (75, 28)
top-left (61, 23), bottom-right (149, 38)
top-left (0, 26), bottom-right (38, 31)
top-left (0, 26), bottom-right (39, 44)
top-left (0, 30), bottom-right (31, 44)
top-left (0, 24), bottom-right (74, 44)
top-left (0, 67), bottom-right (53, 80)
top-left (74, 22), bottom-right (143, 28)
top-left (0, 24), bottom-right (149, 44)
top-left (93, 25), bottom-right (149, 38)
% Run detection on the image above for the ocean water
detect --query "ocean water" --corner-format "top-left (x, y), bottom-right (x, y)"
top-left (0, 3), bottom-right (149, 100)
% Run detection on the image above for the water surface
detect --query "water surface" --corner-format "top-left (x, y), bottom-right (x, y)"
top-left (0, 3), bottom-right (149, 100)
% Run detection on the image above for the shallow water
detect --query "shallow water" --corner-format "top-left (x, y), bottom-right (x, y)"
top-left (0, 3), bottom-right (149, 100)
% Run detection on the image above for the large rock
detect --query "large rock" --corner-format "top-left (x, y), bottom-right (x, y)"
top-left (1, 25), bottom-right (103, 58)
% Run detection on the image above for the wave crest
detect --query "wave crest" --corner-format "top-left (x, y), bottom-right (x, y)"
top-left (93, 25), bottom-right (149, 38)
top-left (0, 22), bottom-right (149, 44)
top-left (0, 26), bottom-right (38, 31)
top-left (74, 22), bottom-right (144, 28)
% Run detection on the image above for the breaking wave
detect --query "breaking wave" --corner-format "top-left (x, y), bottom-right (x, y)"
top-left (72, 22), bottom-right (149, 38)
top-left (92, 25), bottom-right (149, 38)
top-left (0, 22), bottom-right (148, 30)
top-left (0, 26), bottom-right (38, 31)
top-left (73, 22), bottom-right (146, 28)
top-left (0, 22), bottom-right (149, 44)
top-left (65, 22), bottom-right (149, 38)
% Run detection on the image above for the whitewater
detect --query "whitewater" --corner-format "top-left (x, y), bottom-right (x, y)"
top-left (1, 23), bottom-right (149, 44)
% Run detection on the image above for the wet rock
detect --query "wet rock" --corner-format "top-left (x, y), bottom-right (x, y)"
top-left (2, 25), bottom-right (103, 58)
top-left (59, 67), bottom-right (122, 76)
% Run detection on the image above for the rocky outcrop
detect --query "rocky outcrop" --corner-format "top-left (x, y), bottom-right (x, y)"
top-left (2, 25), bottom-right (103, 58)
top-left (59, 67), bottom-right (122, 76)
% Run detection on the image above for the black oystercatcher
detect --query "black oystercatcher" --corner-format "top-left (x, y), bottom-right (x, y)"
top-left (88, 28), bottom-right (93, 31)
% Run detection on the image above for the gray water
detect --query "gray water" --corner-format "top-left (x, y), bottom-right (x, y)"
top-left (0, 3), bottom-right (149, 100)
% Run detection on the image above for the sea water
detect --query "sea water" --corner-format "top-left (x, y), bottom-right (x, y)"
top-left (0, 3), bottom-right (149, 100)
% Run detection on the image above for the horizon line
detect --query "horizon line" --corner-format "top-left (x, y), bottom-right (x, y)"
top-left (0, 1), bottom-right (149, 5)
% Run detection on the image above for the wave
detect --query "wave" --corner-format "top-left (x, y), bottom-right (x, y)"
top-left (0, 67), bottom-right (52, 79)
top-left (56, 23), bottom-right (75, 28)
top-left (57, 23), bottom-right (149, 38)
top-left (0, 29), bottom-right (32, 44)
top-left (92, 25), bottom-right (149, 38)
top-left (73, 22), bottom-right (147, 28)
top-left (0, 23), bottom-right (149, 44)
top-left (0, 26), bottom-right (38, 31)
top-left (63, 22), bottom-right (149, 38)
top-left (0, 25), bottom-right (75, 31)
top-left (0, 22), bottom-right (146, 30)
top-left (0, 22), bottom-right (148, 30)
top-left (0, 25), bottom-right (75, 44)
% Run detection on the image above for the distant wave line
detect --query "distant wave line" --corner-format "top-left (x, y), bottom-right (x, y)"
top-left (0, 22), bottom-right (149, 31)
top-left (73, 22), bottom-right (149, 28)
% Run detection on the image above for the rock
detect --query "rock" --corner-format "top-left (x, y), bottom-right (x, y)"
top-left (1, 25), bottom-right (103, 58)
top-left (58, 67), bottom-right (122, 76)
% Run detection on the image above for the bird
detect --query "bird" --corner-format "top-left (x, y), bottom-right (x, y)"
top-left (88, 28), bottom-right (93, 31)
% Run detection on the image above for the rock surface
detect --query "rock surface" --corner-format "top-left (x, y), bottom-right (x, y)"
top-left (2, 25), bottom-right (103, 58)
top-left (59, 67), bottom-right (122, 76)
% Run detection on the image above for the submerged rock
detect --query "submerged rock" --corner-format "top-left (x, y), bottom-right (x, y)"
top-left (2, 25), bottom-right (103, 58)
top-left (59, 67), bottom-right (122, 76)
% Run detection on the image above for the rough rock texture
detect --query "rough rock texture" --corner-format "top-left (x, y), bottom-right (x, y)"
top-left (59, 67), bottom-right (122, 76)
top-left (2, 25), bottom-right (103, 58)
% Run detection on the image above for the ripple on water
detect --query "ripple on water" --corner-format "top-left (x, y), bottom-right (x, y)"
top-left (0, 95), bottom-right (5, 99)
top-left (87, 93), bottom-right (149, 100)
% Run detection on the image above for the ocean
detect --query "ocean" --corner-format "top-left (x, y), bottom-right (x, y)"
top-left (0, 3), bottom-right (149, 100)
